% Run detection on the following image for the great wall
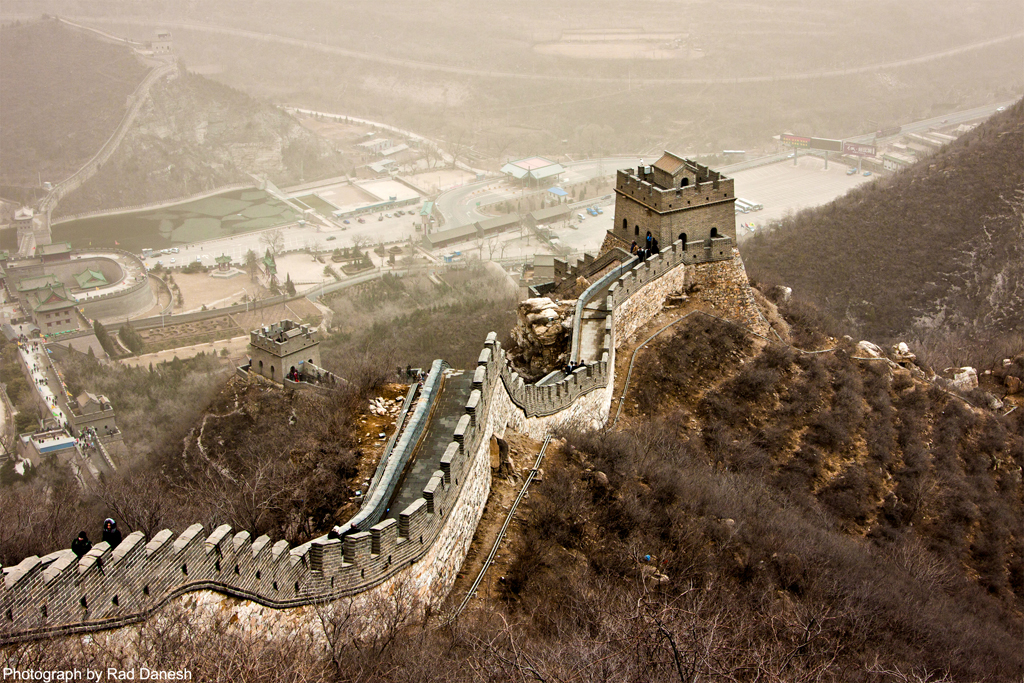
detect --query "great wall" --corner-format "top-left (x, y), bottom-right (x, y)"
top-left (0, 155), bottom-right (767, 645)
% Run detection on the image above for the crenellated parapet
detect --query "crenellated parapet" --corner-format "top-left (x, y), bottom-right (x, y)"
top-left (0, 353), bottom-right (504, 645)
top-left (493, 339), bottom-right (610, 418)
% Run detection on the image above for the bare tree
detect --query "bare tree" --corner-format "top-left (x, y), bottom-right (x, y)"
top-left (260, 228), bottom-right (285, 257)
top-left (94, 463), bottom-right (171, 538)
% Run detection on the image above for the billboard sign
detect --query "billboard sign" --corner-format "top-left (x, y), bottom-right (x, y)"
top-left (843, 141), bottom-right (877, 156)
top-left (781, 134), bottom-right (810, 148)
top-left (810, 137), bottom-right (843, 152)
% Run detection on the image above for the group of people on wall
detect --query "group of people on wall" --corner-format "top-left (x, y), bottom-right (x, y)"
top-left (71, 518), bottom-right (122, 558)
top-left (630, 231), bottom-right (660, 262)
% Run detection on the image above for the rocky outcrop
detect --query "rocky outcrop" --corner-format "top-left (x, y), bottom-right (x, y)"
top-left (856, 341), bottom-right (885, 359)
top-left (507, 297), bottom-right (575, 380)
top-left (947, 366), bottom-right (979, 392)
top-left (891, 342), bottom-right (917, 365)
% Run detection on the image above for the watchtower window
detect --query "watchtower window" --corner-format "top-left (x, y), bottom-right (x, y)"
top-left (622, 218), bottom-right (627, 232)
top-left (634, 225), bottom-right (640, 236)
top-left (710, 228), bottom-right (719, 238)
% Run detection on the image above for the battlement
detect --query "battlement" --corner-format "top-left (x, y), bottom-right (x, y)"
top-left (615, 167), bottom-right (734, 214)
top-left (249, 320), bottom-right (318, 356)
top-left (0, 344), bottom-right (503, 645)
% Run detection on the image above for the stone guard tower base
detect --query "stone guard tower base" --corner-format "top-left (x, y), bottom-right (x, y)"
top-left (248, 320), bottom-right (320, 382)
top-left (612, 151), bottom-right (736, 255)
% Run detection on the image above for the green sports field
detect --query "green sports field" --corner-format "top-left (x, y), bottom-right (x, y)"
top-left (48, 188), bottom-right (300, 253)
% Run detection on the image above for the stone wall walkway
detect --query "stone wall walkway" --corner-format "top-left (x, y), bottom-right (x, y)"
top-left (386, 370), bottom-right (474, 520)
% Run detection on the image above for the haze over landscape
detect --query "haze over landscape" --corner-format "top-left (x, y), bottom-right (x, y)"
top-left (0, 2), bottom-right (1021, 681)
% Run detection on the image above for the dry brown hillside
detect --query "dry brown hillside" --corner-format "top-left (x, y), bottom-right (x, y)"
top-left (743, 101), bottom-right (1024, 368)
top-left (55, 70), bottom-right (349, 216)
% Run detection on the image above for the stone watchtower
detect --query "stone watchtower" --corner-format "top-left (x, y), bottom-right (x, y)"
top-left (13, 207), bottom-right (52, 256)
top-left (247, 320), bottom-right (320, 382)
top-left (611, 152), bottom-right (736, 258)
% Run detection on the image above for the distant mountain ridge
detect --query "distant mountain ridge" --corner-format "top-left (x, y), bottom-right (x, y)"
top-left (0, 18), bottom-right (150, 199)
top-left (0, 17), bottom-right (349, 218)
top-left (742, 101), bottom-right (1024, 363)
top-left (54, 70), bottom-right (349, 217)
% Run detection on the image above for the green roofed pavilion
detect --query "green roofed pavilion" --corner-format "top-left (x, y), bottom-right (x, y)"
top-left (74, 269), bottom-right (108, 289)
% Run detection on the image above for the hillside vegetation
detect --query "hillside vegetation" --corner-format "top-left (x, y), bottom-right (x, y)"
top-left (0, 18), bottom-right (149, 200)
top-left (7, 289), bottom-right (1021, 681)
top-left (501, 312), bottom-right (1022, 680)
top-left (55, 70), bottom-right (349, 217)
top-left (743, 101), bottom-right (1024, 366)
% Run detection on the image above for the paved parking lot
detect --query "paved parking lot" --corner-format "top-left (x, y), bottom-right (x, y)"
top-left (729, 156), bottom-right (871, 237)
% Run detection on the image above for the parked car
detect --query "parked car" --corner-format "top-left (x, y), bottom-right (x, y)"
top-left (863, 171), bottom-right (872, 177)
top-left (358, 217), bottom-right (366, 223)
top-left (378, 215), bottom-right (384, 221)
top-left (847, 168), bottom-right (857, 175)
top-left (595, 206), bottom-right (603, 214)
top-left (343, 219), bottom-right (350, 224)
top-left (577, 213), bottom-right (585, 221)
top-left (385, 213), bottom-right (392, 218)
top-left (326, 236), bottom-right (336, 241)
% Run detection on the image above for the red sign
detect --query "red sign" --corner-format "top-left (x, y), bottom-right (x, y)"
top-left (843, 141), bottom-right (877, 156)
top-left (781, 134), bottom-right (810, 148)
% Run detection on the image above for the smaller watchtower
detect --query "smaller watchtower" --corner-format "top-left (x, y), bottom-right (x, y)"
top-left (248, 320), bottom-right (320, 383)
top-left (152, 30), bottom-right (173, 54)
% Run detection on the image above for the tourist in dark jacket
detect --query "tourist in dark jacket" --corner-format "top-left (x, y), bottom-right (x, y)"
top-left (102, 518), bottom-right (122, 548)
top-left (72, 531), bottom-right (92, 558)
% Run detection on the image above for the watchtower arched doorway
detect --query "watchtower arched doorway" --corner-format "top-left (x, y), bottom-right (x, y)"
top-left (710, 227), bottom-right (719, 238)
top-left (678, 233), bottom-right (687, 249)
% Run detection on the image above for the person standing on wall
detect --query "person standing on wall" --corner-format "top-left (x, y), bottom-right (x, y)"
top-left (102, 518), bottom-right (122, 548)
top-left (72, 531), bottom-right (92, 558)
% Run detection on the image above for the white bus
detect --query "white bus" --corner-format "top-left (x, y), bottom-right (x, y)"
top-left (737, 198), bottom-right (763, 211)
